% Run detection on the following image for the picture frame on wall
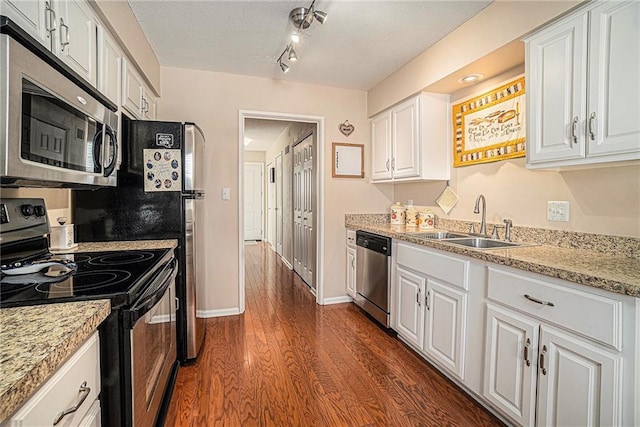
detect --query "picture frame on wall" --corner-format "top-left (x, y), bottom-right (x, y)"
top-left (452, 76), bottom-right (526, 167)
top-left (332, 142), bottom-right (364, 178)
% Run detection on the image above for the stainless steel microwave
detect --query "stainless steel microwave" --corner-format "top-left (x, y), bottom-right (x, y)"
top-left (0, 33), bottom-right (119, 187)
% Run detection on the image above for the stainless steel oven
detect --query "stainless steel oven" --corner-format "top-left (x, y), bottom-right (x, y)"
top-left (128, 260), bottom-right (177, 427)
top-left (1, 33), bottom-right (119, 187)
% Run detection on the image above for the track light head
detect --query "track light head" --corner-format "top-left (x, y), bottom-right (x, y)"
top-left (279, 61), bottom-right (290, 73)
top-left (313, 9), bottom-right (327, 24)
top-left (289, 7), bottom-right (311, 29)
top-left (288, 47), bottom-right (298, 62)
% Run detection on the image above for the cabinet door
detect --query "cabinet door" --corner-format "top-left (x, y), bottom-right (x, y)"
top-left (424, 279), bottom-right (467, 380)
top-left (391, 96), bottom-right (420, 179)
top-left (122, 59), bottom-right (144, 119)
top-left (587, 1), bottom-right (640, 157)
top-left (483, 304), bottom-right (538, 427)
top-left (54, 0), bottom-right (96, 85)
top-left (97, 25), bottom-right (123, 105)
top-left (371, 111), bottom-right (392, 181)
top-left (536, 326), bottom-right (622, 427)
top-left (395, 266), bottom-right (425, 348)
top-left (526, 13), bottom-right (588, 164)
top-left (346, 246), bottom-right (356, 298)
top-left (0, 0), bottom-right (48, 46)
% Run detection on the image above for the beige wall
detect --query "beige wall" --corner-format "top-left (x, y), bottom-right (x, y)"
top-left (367, 0), bottom-right (581, 115)
top-left (393, 68), bottom-right (640, 237)
top-left (244, 151), bottom-right (266, 163)
top-left (158, 67), bottom-right (393, 312)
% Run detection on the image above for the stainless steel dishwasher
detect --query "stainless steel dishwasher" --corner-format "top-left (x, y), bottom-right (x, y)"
top-left (355, 230), bottom-right (392, 327)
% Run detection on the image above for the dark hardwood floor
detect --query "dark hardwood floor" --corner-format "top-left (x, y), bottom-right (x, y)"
top-left (165, 242), bottom-right (503, 426)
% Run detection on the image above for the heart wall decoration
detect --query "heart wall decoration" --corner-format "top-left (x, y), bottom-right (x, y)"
top-left (339, 120), bottom-right (355, 137)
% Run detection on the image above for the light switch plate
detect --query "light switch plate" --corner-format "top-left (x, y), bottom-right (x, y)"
top-left (547, 201), bottom-right (570, 221)
top-left (222, 187), bottom-right (231, 200)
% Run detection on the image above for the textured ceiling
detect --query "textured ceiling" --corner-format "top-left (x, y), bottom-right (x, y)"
top-left (128, 0), bottom-right (493, 91)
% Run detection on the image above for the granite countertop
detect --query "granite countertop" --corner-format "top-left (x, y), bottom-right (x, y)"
top-left (0, 300), bottom-right (111, 422)
top-left (51, 239), bottom-right (178, 254)
top-left (347, 222), bottom-right (640, 298)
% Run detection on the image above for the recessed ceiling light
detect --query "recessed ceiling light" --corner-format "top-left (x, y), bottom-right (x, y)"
top-left (458, 74), bottom-right (484, 84)
top-left (244, 137), bottom-right (253, 146)
top-left (291, 32), bottom-right (300, 44)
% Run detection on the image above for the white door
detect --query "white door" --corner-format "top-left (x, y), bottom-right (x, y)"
top-left (54, 0), bottom-right (96, 85)
top-left (346, 246), bottom-right (356, 298)
top-left (243, 162), bottom-right (263, 241)
top-left (391, 96), bottom-right (421, 179)
top-left (587, 1), bottom-right (640, 157)
top-left (526, 13), bottom-right (588, 164)
top-left (536, 325), bottom-right (622, 427)
top-left (395, 266), bottom-right (425, 349)
top-left (424, 279), bottom-right (467, 380)
top-left (371, 111), bottom-right (392, 181)
top-left (483, 304), bottom-right (538, 427)
top-left (275, 153), bottom-right (283, 256)
top-left (266, 163), bottom-right (275, 250)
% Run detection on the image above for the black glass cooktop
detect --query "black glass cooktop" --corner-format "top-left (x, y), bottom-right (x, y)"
top-left (0, 248), bottom-right (173, 309)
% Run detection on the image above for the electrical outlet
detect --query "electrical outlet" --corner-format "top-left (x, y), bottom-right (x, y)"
top-left (547, 201), bottom-right (570, 221)
top-left (221, 187), bottom-right (231, 200)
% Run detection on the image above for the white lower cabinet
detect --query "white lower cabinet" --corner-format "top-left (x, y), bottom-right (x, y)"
top-left (424, 279), bottom-right (467, 380)
top-left (3, 331), bottom-right (101, 426)
top-left (483, 266), bottom-right (634, 427)
top-left (345, 230), bottom-right (356, 298)
top-left (394, 242), bottom-right (471, 382)
top-left (396, 266), bottom-right (426, 348)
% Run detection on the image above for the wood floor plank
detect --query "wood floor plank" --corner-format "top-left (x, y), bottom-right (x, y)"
top-left (166, 242), bottom-right (503, 426)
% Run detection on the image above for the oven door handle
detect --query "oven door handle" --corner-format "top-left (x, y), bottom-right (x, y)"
top-left (128, 258), bottom-right (178, 326)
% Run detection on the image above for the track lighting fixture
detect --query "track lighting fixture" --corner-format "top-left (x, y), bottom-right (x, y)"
top-left (275, 0), bottom-right (327, 73)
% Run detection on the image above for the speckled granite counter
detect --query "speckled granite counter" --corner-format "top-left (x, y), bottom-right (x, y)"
top-left (51, 239), bottom-right (178, 254)
top-left (0, 300), bottom-right (110, 422)
top-left (346, 221), bottom-right (640, 298)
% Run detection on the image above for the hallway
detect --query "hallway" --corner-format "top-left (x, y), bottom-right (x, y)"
top-left (165, 242), bottom-right (502, 426)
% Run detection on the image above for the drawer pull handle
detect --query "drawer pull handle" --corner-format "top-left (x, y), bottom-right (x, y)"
top-left (524, 294), bottom-right (554, 307)
top-left (425, 290), bottom-right (430, 311)
top-left (524, 338), bottom-right (531, 367)
top-left (571, 116), bottom-right (579, 145)
top-left (53, 381), bottom-right (90, 425)
top-left (417, 289), bottom-right (421, 307)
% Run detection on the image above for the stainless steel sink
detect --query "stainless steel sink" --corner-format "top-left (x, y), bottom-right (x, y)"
top-left (406, 231), bottom-right (469, 240)
top-left (443, 237), bottom-right (521, 249)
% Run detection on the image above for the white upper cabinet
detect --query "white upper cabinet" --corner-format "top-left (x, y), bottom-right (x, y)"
top-left (0, 0), bottom-right (48, 45)
top-left (1, 0), bottom-right (97, 85)
top-left (122, 58), bottom-right (156, 120)
top-left (525, 0), bottom-right (640, 168)
top-left (97, 25), bottom-right (123, 105)
top-left (53, 0), bottom-right (96, 85)
top-left (370, 93), bottom-right (450, 183)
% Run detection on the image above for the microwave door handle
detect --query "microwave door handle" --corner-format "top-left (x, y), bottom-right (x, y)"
top-left (103, 125), bottom-right (118, 177)
top-left (92, 127), bottom-right (103, 172)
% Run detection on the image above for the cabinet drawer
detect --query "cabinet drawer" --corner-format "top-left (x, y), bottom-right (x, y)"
top-left (397, 243), bottom-right (468, 290)
top-left (487, 267), bottom-right (622, 350)
top-left (6, 332), bottom-right (101, 426)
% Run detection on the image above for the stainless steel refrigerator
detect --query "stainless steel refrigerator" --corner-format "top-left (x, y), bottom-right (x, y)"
top-left (73, 118), bottom-right (206, 362)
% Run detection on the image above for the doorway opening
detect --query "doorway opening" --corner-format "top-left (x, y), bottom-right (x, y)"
top-left (238, 111), bottom-right (325, 312)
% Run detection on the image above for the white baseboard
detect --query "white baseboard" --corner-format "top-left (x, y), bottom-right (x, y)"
top-left (197, 307), bottom-right (242, 318)
top-left (281, 257), bottom-right (293, 270)
top-left (321, 295), bottom-right (353, 305)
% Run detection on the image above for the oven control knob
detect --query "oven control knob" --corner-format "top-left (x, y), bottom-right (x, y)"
top-left (34, 205), bottom-right (46, 217)
top-left (20, 204), bottom-right (34, 217)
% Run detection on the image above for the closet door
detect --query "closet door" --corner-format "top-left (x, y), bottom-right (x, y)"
top-left (293, 132), bottom-right (316, 289)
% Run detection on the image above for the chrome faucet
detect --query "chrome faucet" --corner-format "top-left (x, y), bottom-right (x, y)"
top-left (474, 194), bottom-right (487, 235)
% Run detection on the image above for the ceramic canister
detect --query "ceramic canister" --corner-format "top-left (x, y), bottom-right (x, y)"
top-left (390, 202), bottom-right (406, 225)
top-left (419, 209), bottom-right (436, 230)
top-left (50, 224), bottom-right (76, 250)
top-left (406, 207), bottom-right (420, 227)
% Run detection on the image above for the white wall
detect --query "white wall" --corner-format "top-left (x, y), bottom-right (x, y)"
top-left (158, 68), bottom-right (392, 312)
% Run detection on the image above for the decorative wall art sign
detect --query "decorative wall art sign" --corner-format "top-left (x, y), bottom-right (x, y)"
top-left (339, 120), bottom-right (355, 137)
top-left (452, 76), bottom-right (526, 167)
top-left (332, 142), bottom-right (364, 178)
top-left (143, 149), bottom-right (182, 192)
